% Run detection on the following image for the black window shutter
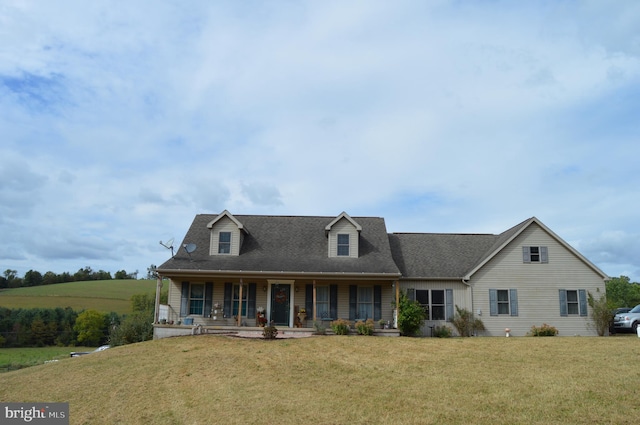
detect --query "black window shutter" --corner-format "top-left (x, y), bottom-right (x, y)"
top-left (204, 282), bottom-right (213, 317)
top-left (180, 282), bottom-right (189, 317)
top-left (305, 284), bottom-right (314, 318)
top-left (223, 282), bottom-right (232, 318)
top-left (247, 283), bottom-right (256, 318)
top-left (349, 285), bottom-right (357, 320)
top-left (330, 285), bottom-right (338, 320)
top-left (374, 285), bottom-right (382, 321)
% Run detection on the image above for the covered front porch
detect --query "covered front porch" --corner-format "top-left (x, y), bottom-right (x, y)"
top-left (153, 274), bottom-right (401, 339)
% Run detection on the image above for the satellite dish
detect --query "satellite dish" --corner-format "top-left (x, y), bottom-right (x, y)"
top-left (159, 238), bottom-right (175, 257)
top-left (183, 243), bottom-right (197, 261)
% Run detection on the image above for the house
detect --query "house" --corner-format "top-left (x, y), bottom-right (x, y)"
top-left (154, 211), bottom-right (608, 338)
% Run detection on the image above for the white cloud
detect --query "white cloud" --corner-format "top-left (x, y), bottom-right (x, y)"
top-left (0, 0), bottom-right (639, 281)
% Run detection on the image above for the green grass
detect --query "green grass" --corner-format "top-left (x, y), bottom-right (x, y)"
top-left (0, 334), bottom-right (638, 424)
top-left (0, 346), bottom-right (94, 372)
top-left (0, 279), bottom-right (156, 314)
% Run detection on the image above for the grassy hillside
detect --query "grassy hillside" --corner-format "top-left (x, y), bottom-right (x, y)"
top-left (0, 335), bottom-right (638, 424)
top-left (0, 279), bottom-right (157, 314)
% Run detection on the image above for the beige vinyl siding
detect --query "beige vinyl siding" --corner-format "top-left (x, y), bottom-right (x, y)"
top-left (209, 216), bottom-right (242, 256)
top-left (327, 218), bottom-right (359, 258)
top-left (400, 280), bottom-right (471, 336)
top-left (471, 222), bottom-right (606, 336)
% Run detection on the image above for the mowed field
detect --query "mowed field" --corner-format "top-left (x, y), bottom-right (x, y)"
top-left (0, 279), bottom-right (157, 314)
top-left (1, 334), bottom-right (638, 425)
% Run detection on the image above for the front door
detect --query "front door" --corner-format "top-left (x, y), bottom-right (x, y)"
top-left (270, 284), bottom-right (291, 326)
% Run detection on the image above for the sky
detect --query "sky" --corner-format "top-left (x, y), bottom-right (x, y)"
top-left (1, 1), bottom-right (639, 282)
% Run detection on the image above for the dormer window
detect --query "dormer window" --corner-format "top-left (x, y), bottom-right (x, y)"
top-left (337, 234), bottom-right (350, 256)
top-left (208, 211), bottom-right (246, 256)
top-left (218, 232), bottom-right (231, 254)
top-left (325, 212), bottom-right (361, 258)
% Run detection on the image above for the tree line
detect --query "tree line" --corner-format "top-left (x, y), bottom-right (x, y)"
top-left (0, 292), bottom-right (167, 349)
top-left (0, 265), bottom-right (157, 289)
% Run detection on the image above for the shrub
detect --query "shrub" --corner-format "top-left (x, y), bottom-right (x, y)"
top-left (109, 310), bottom-right (153, 346)
top-left (313, 321), bottom-right (327, 335)
top-left (450, 305), bottom-right (485, 337)
top-left (355, 319), bottom-right (375, 336)
top-left (587, 290), bottom-right (613, 336)
top-left (262, 325), bottom-right (278, 340)
top-left (397, 291), bottom-right (426, 336)
top-left (330, 319), bottom-right (351, 335)
top-left (432, 325), bottom-right (452, 338)
top-left (530, 323), bottom-right (558, 336)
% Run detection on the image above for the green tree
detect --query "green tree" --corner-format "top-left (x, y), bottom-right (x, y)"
top-left (397, 291), bottom-right (426, 336)
top-left (30, 316), bottom-right (48, 346)
top-left (23, 270), bottom-right (43, 287)
top-left (114, 270), bottom-right (128, 279)
top-left (109, 310), bottom-right (153, 346)
top-left (130, 293), bottom-right (154, 313)
top-left (42, 271), bottom-right (59, 285)
top-left (74, 310), bottom-right (107, 346)
top-left (74, 267), bottom-right (93, 282)
top-left (146, 264), bottom-right (157, 279)
top-left (606, 276), bottom-right (640, 308)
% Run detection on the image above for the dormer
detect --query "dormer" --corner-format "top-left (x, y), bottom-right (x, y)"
top-left (325, 212), bottom-right (362, 258)
top-left (207, 210), bottom-right (247, 256)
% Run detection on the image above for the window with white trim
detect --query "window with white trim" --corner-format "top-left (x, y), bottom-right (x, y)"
top-left (218, 231), bottom-right (231, 254)
top-left (189, 283), bottom-right (204, 315)
top-left (489, 289), bottom-right (518, 316)
top-left (337, 234), bottom-right (350, 256)
top-left (523, 246), bottom-right (548, 263)
top-left (497, 290), bottom-right (510, 314)
top-left (415, 289), bottom-right (446, 320)
top-left (559, 289), bottom-right (587, 317)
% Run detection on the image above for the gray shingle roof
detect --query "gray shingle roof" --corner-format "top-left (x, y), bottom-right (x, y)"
top-left (388, 233), bottom-right (499, 279)
top-left (388, 218), bottom-right (531, 279)
top-left (158, 214), bottom-right (402, 276)
top-left (158, 213), bottom-right (537, 280)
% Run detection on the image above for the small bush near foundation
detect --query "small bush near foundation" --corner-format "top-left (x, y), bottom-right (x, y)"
top-left (530, 323), bottom-right (558, 336)
top-left (450, 306), bottom-right (485, 337)
top-left (262, 325), bottom-right (278, 340)
top-left (355, 319), bottom-right (375, 336)
top-left (432, 325), bottom-right (452, 338)
top-left (397, 291), bottom-right (426, 336)
top-left (330, 319), bottom-right (351, 335)
top-left (313, 321), bottom-right (327, 335)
